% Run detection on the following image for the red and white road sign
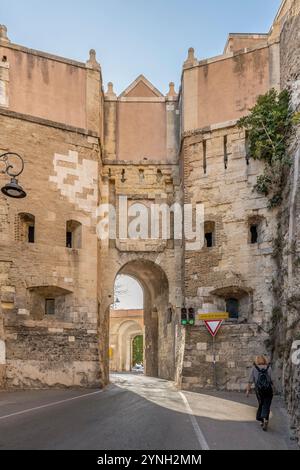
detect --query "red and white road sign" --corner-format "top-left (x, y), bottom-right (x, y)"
top-left (204, 320), bottom-right (223, 337)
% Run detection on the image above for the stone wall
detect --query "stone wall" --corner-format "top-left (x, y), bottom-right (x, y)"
top-left (179, 123), bottom-right (278, 391)
top-left (0, 110), bottom-right (101, 388)
top-left (271, 0), bottom-right (300, 444)
top-left (181, 324), bottom-right (268, 391)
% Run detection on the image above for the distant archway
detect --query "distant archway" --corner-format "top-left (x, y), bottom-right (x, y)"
top-left (110, 318), bottom-right (143, 372)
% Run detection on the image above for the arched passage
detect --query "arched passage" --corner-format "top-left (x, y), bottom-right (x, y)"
top-left (111, 259), bottom-right (171, 379)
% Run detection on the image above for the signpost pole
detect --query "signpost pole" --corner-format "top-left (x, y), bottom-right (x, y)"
top-left (212, 335), bottom-right (217, 390)
top-left (198, 312), bottom-right (227, 391)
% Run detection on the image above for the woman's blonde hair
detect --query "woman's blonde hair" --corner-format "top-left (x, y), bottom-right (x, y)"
top-left (255, 355), bottom-right (268, 365)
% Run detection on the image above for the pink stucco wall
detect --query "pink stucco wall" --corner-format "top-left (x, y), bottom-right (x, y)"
top-left (197, 48), bottom-right (270, 128)
top-left (1, 45), bottom-right (87, 128)
top-left (117, 101), bottom-right (167, 162)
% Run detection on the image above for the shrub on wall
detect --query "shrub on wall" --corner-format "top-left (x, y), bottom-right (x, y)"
top-left (238, 88), bottom-right (300, 208)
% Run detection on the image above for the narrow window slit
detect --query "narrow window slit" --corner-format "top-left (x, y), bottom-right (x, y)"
top-left (224, 135), bottom-right (228, 169)
top-left (250, 224), bottom-right (258, 244)
top-left (245, 130), bottom-right (250, 165)
top-left (203, 140), bottom-right (207, 174)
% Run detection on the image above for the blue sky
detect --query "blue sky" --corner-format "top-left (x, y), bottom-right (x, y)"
top-left (114, 275), bottom-right (143, 310)
top-left (1, 0), bottom-right (281, 95)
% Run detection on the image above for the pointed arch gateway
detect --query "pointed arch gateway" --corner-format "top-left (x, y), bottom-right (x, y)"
top-left (112, 259), bottom-right (171, 379)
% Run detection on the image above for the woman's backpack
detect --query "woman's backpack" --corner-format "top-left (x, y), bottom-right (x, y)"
top-left (254, 364), bottom-right (272, 393)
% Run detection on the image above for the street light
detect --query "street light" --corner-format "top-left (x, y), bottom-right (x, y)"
top-left (0, 152), bottom-right (26, 198)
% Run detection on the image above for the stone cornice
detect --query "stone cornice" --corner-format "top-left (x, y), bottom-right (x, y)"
top-left (0, 40), bottom-right (87, 69)
top-left (182, 42), bottom-right (279, 74)
top-left (102, 159), bottom-right (178, 166)
top-left (0, 107), bottom-right (99, 138)
top-left (182, 119), bottom-right (239, 139)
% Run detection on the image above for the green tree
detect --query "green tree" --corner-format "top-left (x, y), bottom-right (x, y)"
top-left (132, 335), bottom-right (143, 366)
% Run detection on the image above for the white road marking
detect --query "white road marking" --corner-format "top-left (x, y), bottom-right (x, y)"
top-left (179, 391), bottom-right (210, 450)
top-left (0, 390), bottom-right (103, 421)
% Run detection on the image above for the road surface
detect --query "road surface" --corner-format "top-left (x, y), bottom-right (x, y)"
top-left (0, 373), bottom-right (297, 450)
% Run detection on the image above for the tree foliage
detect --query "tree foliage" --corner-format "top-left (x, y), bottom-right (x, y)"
top-left (238, 89), bottom-right (300, 208)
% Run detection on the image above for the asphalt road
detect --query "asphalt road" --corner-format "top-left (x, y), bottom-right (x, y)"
top-left (0, 373), bottom-right (297, 450)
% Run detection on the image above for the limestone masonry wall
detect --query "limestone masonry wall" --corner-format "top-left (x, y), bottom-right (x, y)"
top-left (179, 123), bottom-right (277, 391)
top-left (0, 112), bottom-right (101, 388)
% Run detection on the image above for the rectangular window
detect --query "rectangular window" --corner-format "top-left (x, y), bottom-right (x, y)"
top-left (45, 298), bottom-right (55, 315)
top-left (28, 225), bottom-right (35, 243)
top-left (226, 298), bottom-right (239, 319)
top-left (167, 307), bottom-right (173, 324)
top-left (205, 232), bottom-right (213, 248)
top-left (66, 231), bottom-right (72, 248)
top-left (250, 225), bottom-right (258, 244)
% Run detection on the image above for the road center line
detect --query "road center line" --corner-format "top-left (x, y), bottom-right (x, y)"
top-left (179, 391), bottom-right (210, 451)
top-left (0, 390), bottom-right (103, 421)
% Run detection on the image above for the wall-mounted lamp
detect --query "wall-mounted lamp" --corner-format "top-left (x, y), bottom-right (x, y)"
top-left (0, 152), bottom-right (26, 198)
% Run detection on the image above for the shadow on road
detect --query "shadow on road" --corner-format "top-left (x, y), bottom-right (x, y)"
top-left (0, 373), bottom-right (297, 450)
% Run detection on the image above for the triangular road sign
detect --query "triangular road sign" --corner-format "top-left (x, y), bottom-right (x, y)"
top-left (204, 320), bottom-right (223, 337)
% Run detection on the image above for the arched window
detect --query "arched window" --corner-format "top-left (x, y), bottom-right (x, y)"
top-left (66, 220), bottom-right (82, 249)
top-left (212, 286), bottom-right (252, 322)
top-left (204, 221), bottom-right (215, 248)
top-left (15, 213), bottom-right (35, 243)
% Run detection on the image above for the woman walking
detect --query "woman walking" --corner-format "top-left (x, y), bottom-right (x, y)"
top-left (246, 356), bottom-right (273, 431)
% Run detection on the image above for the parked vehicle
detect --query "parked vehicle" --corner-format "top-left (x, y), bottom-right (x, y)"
top-left (132, 363), bottom-right (144, 373)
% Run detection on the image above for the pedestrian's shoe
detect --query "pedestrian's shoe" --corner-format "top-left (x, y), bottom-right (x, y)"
top-left (262, 419), bottom-right (268, 431)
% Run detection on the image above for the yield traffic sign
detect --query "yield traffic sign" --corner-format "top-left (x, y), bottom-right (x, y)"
top-left (204, 320), bottom-right (223, 337)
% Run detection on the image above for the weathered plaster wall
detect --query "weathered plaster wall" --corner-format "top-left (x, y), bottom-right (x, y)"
top-left (224, 34), bottom-right (268, 54)
top-left (103, 77), bottom-right (179, 163)
top-left (117, 102), bottom-right (167, 162)
top-left (182, 46), bottom-right (272, 132)
top-left (0, 35), bottom-right (102, 132)
top-left (0, 44), bottom-right (86, 128)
